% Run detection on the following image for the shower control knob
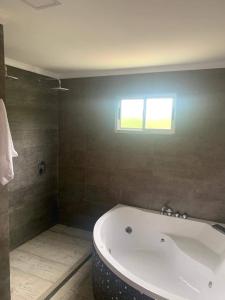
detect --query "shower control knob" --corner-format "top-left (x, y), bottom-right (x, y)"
top-left (174, 212), bottom-right (180, 218)
top-left (38, 161), bottom-right (46, 176)
top-left (166, 208), bottom-right (173, 216)
top-left (161, 206), bottom-right (167, 215)
top-left (182, 213), bottom-right (188, 219)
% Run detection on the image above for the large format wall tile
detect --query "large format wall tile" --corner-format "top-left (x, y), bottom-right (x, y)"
top-left (59, 70), bottom-right (225, 230)
top-left (5, 66), bottom-right (59, 249)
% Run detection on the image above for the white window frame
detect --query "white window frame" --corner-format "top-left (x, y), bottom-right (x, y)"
top-left (115, 95), bottom-right (176, 134)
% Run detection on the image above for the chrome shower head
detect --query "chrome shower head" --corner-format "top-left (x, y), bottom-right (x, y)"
top-left (6, 75), bottom-right (19, 80)
top-left (51, 79), bottom-right (69, 91)
top-left (5, 66), bottom-right (19, 80)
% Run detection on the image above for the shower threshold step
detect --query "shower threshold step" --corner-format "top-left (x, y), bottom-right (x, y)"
top-left (10, 224), bottom-right (92, 300)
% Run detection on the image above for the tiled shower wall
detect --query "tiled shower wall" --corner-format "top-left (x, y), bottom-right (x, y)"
top-left (6, 66), bottom-right (59, 249)
top-left (59, 69), bottom-right (225, 230)
top-left (0, 24), bottom-right (10, 300)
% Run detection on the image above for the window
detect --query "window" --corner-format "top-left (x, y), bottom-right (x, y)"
top-left (116, 96), bottom-right (175, 134)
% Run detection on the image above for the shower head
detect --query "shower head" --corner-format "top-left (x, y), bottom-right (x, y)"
top-left (51, 79), bottom-right (69, 91)
top-left (6, 75), bottom-right (19, 80)
top-left (5, 66), bottom-right (19, 80)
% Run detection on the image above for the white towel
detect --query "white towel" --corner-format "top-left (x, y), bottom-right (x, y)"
top-left (0, 98), bottom-right (18, 185)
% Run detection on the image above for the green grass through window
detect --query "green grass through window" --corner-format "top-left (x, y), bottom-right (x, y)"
top-left (121, 118), bottom-right (172, 129)
top-left (121, 118), bottom-right (143, 129)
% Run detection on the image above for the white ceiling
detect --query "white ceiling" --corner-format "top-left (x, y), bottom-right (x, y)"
top-left (1, 0), bottom-right (225, 78)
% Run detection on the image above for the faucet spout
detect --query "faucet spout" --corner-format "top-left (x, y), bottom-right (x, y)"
top-left (160, 205), bottom-right (188, 219)
top-left (161, 206), bottom-right (173, 216)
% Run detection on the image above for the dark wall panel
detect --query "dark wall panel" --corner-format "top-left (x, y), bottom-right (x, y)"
top-left (6, 67), bottom-right (59, 249)
top-left (0, 24), bottom-right (10, 300)
top-left (59, 69), bottom-right (225, 230)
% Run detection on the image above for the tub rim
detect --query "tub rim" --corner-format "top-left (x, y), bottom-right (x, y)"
top-left (93, 204), bottom-right (224, 300)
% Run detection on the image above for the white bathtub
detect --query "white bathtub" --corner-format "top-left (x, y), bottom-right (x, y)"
top-left (93, 205), bottom-right (225, 300)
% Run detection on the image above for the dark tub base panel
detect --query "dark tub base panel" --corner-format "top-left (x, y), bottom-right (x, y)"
top-left (93, 248), bottom-right (155, 300)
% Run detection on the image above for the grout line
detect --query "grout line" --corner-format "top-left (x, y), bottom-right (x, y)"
top-left (10, 227), bottom-right (92, 300)
top-left (45, 254), bottom-right (92, 300)
top-left (11, 266), bottom-right (53, 284)
top-left (11, 250), bottom-right (92, 299)
top-left (47, 227), bottom-right (90, 239)
top-left (10, 248), bottom-right (69, 268)
top-left (13, 247), bottom-right (91, 268)
top-left (49, 227), bottom-right (92, 241)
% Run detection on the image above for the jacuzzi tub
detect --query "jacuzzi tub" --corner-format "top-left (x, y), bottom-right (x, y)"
top-left (93, 205), bottom-right (225, 300)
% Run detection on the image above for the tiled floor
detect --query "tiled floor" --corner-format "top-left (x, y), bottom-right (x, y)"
top-left (51, 260), bottom-right (94, 300)
top-left (10, 224), bottom-right (92, 300)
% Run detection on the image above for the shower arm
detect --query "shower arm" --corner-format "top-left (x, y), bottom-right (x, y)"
top-left (4, 65), bottom-right (19, 80)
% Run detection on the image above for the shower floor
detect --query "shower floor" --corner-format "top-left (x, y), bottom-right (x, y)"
top-left (10, 224), bottom-right (92, 300)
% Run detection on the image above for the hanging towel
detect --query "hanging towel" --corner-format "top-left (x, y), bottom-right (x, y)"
top-left (0, 98), bottom-right (18, 185)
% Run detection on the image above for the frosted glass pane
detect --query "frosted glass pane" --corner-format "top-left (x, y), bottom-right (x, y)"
top-left (145, 98), bottom-right (173, 130)
top-left (120, 99), bottom-right (144, 129)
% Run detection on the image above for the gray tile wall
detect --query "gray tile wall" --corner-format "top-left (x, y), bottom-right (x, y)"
top-left (59, 70), bottom-right (225, 230)
top-left (0, 24), bottom-right (10, 300)
top-left (6, 66), bottom-right (59, 249)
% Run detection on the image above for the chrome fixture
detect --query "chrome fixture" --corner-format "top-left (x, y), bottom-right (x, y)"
top-left (174, 212), bottom-right (181, 218)
top-left (161, 206), bottom-right (188, 219)
top-left (161, 206), bottom-right (173, 216)
top-left (160, 206), bottom-right (167, 215)
top-left (51, 79), bottom-right (69, 91)
top-left (166, 208), bottom-right (173, 216)
top-left (38, 161), bottom-right (46, 176)
top-left (5, 66), bottom-right (19, 80)
top-left (181, 213), bottom-right (188, 219)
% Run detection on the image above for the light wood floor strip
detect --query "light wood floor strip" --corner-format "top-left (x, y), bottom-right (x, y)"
top-left (18, 231), bottom-right (91, 266)
top-left (11, 267), bottom-right (52, 300)
top-left (50, 224), bottom-right (93, 241)
top-left (10, 225), bottom-right (92, 300)
top-left (50, 260), bottom-right (94, 300)
top-left (10, 249), bottom-right (69, 283)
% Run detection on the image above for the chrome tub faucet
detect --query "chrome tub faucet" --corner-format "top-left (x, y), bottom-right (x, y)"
top-left (161, 206), bottom-right (188, 219)
top-left (161, 206), bottom-right (173, 216)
